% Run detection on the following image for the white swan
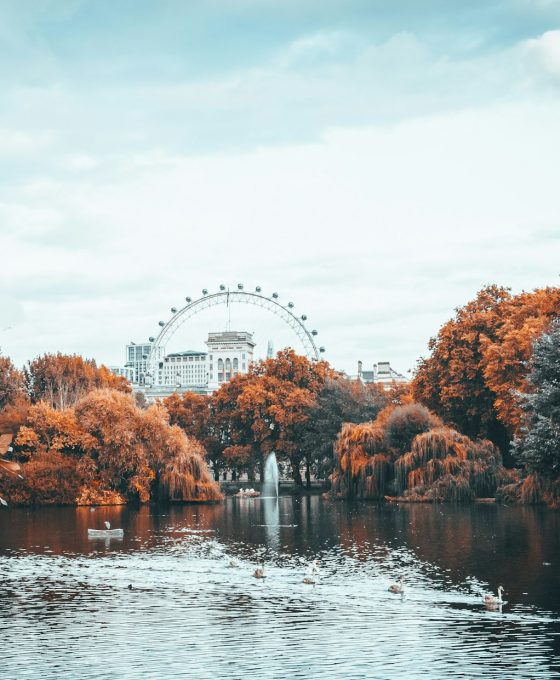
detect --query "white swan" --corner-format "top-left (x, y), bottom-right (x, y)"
top-left (484, 586), bottom-right (504, 609)
top-left (228, 558), bottom-right (240, 568)
top-left (388, 577), bottom-right (404, 594)
top-left (303, 560), bottom-right (320, 585)
top-left (104, 521), bottom-right (111, 530)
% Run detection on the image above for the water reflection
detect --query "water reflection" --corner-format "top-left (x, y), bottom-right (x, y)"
top-left (1, 498), bottom-right (559, 679)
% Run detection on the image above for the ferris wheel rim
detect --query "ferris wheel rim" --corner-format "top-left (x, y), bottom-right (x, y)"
top-left (145, 286), bottom-right (323, 383)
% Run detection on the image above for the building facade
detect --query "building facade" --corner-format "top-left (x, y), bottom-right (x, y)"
top-left (353, 360), bottom-right (408, 387)
top-left (111, 331), bottom-right (256, 401)
top-left (206, 331), bottom-right (255, 392)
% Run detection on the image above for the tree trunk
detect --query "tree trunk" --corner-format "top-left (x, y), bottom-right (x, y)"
top-left (305, 459), bottom-right (311, 489)
top-left (291, 459), bottom-right (303, 488)
top-left (231, 468), bottom-right (237, 481)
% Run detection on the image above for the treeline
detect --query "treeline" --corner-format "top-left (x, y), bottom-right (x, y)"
top-left (332, 285), bottom-right (560, 506)
top-left (0, 284), bottom-right (558, 507)
top-left (0, 354), bottom-right (222, 505)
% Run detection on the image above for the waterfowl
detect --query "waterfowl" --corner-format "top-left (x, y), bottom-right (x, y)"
top-left (388, 577), bottom-right (404, 594)
top-left (483, 586), bottom-right (504, 609)
top-left (104, 521), bottom-right (111, 530)
top-left (253, 562), bottom-right (266, 579)
top-left (228, 559), bottom-right (240, 568)
top-left (303, 560), bottom-right (320, 585)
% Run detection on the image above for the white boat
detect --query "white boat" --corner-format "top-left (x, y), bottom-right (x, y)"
top-left (88, 521), bottom-right (123, 538)
top-left (88, 528), bottom-right (124, 538)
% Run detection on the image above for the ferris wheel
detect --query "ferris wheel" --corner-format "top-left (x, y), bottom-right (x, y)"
top-left (144, 284), bottom-right (325, 386)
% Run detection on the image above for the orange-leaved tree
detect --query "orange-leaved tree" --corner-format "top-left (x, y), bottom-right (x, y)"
top-left (412, 285), bottom-right (560, 463)
top-left (25, 353), bottom-right (130, 409)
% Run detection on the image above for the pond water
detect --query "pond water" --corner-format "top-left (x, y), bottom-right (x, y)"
top-left (1, 497), bottom-right (559, 679)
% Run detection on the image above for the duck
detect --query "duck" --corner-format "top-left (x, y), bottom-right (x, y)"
top-left (483, 586), bottom-right (504, 609)
top-left (228, 558), bottom-right (240, 568)
top-left (253, 561), bottom-right (266, 579)
top-left (388, 577), bottom-right (404, 594)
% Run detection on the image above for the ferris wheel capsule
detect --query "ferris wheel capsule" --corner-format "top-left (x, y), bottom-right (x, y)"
top-left (171, 307), bottom-right (177, 313)
top-left (149, 336), bottom-right (155, 342)
top-left (272, 292), bottom-right (279, 299)
top-left (219, 284), bottom-right (226, 291)
top-left (185, 297), bottom-right (191, 303)
top-left (158, 321), bottom-right (165, 327)
top-left (237, 283), bottom-right (244, 290)
top-left (319, 346), bottom-right (326, 353)
top-left (255, 286), bottom-right (262, 292)
top-left (301, 314), bottom-right (307, 321)
top-left (288, 302), bottom-right (294, 308)
top-left (312, 330), bottom-right (318, 336)
top-left (202, 289), bottom-right (208, 295)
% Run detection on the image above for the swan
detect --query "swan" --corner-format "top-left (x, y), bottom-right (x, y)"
top-left (253, 561), bottom-right (266, 579)
top-left (104, 521), bottom-right (111, 530)
top-left (484, 586), bottom-right (504, 608)
top-left (388, 577), bottom-right (404, 594)
top-left (228, 558), bottom-right (240, 568)
top-left (303, 560), bottom-right (321, 584)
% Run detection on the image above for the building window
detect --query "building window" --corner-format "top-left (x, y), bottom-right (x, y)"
top-left (233, 358), bottom-right (238, 371)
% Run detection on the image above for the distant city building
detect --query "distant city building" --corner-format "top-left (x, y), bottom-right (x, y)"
top-left (125, 342), bottom-right (164, 384)
top-left (353, 361), bottom-right (408, 387)
top-left (158, 350), bottom-right (208, 388)
top-left (206, 331), bottom-right (255, 392)
top-left (115, 331), bottom-right (255, 401)
top-left (266, 339), bottom-right (274, 359)
top-left (109, 365), bottom-right (135, 382)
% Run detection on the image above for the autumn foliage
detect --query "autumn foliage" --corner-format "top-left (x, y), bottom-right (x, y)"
top-left (0, 388), bottom-right (221, 506)
top-left (331, 402), bottom-right (514, 502)
top-left (412, 285), bottom-right (560, 460)
top-left (25, 353), bottom-right (130, 409)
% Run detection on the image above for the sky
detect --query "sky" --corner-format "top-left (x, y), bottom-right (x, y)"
top-left (0, 0), bottom-right (559, 376)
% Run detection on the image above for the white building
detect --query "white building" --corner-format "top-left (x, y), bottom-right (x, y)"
top-left (206, 331), bottom-right (255, 392)
top-left (125, 342), bottom-right (165, 384)
top-left (158, 350), bottom-right (208, 388)
top-left (109, 365), bottom-right (135, 382)
top-left (121, 330), bottom-right (255, 401)
top-left (353, 361), bottom-right (409, 387)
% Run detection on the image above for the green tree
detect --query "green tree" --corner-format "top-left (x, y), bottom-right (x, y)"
top-left (514, 318), bottom-right (560, 478)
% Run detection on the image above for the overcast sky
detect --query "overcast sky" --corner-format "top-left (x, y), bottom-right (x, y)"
top-left (1, 0), bottom-right (559, 375)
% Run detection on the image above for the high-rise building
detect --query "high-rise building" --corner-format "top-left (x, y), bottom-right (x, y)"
top-left (125, 342), bottom-right (165, 384)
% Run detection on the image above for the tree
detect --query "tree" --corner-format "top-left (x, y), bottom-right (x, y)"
top-left (1, 388), bottom-right (221, 506)
top-left (0, 354), bottom-right (26, 411)
top-left (514, 318), bottom-right (560, 478)
top-left (412, 285), bottom-right (560, 464)
top-left (209, 349), bottom-right (332, 486)
top-left (412, 285), bottom-right (511, 451)
top-left (299, 377), bottom-right (389, 483)
top-left (25, 353), bottom-right (130, 409)
top-left (481, 287), bottom-right (560, 434)
top-left (164, 391), bottom-right (225, 480)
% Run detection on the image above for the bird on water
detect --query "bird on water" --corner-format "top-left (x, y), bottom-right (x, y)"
top-left (388, 577), bottom-right (404, 594)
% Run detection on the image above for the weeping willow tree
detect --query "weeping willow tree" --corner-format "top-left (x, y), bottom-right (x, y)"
top-left (394, 427), bottom-right (511, 502)
top-left (331, 422), bottom-right (392, 500)
top-left (158, 432), bottom-right (223, 503)
top-left (330, 403), bottom-right (512, 502)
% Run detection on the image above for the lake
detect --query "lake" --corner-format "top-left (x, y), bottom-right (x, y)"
top-left (1, 497), bottom-right (559, 679)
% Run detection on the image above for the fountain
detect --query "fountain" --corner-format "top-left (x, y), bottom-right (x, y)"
top-left (262, 452), bottom-right (279, 498)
